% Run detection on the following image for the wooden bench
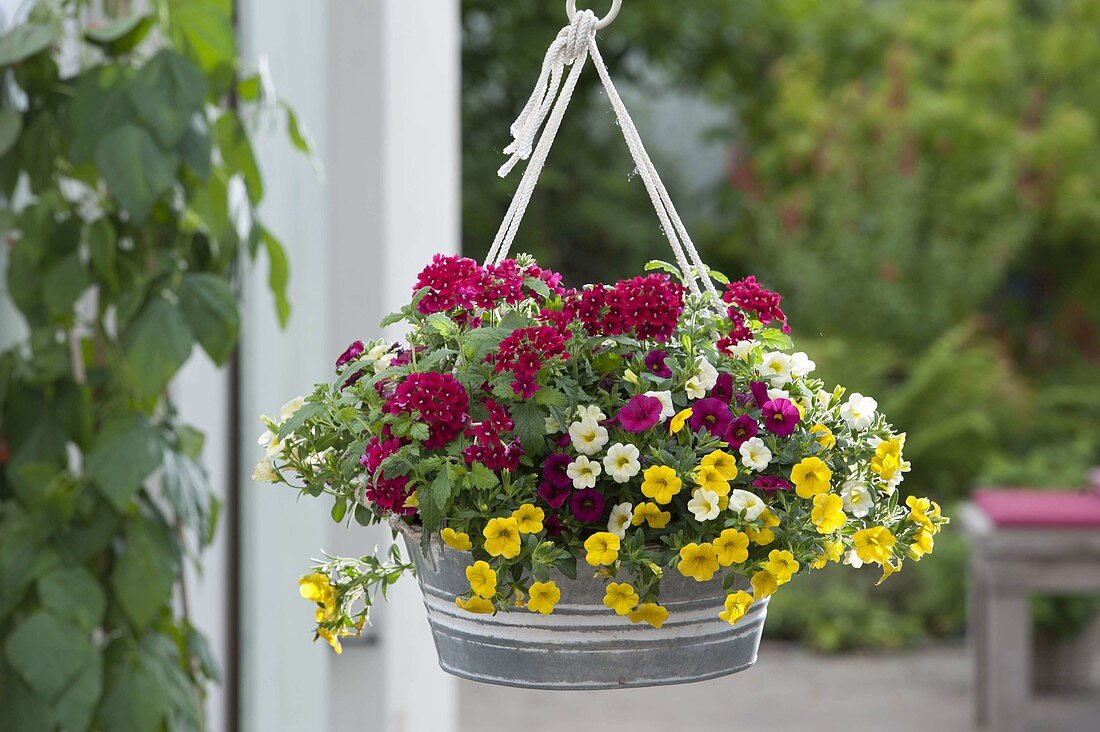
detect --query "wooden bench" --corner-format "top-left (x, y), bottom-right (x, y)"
top-left (962, 489), bottom-right (1100, 732)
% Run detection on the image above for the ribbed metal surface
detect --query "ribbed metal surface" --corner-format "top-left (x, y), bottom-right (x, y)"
top-left (399, 530), bottom-right (768, 690)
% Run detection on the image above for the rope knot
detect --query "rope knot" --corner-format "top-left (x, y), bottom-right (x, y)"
top-left (561, 10), bottom-right (597, 64)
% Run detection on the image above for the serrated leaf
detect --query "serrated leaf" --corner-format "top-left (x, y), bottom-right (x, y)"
top-left (759, 328), bottom-right (793, 351)
top-left (122, 297), bottom-right (194, 399)
top-left (419, 469), bottom-right (453, 534)
top-left (177, 273), bottom-right (239, 364)
top-left (95, 124), bottom-right (179, 223)
top-left (523, 275), bottom-right (552, 298)
top-left (425, 312), bottom-right (457, 337)
top-left (129, 50), bottom-right (207, 147)
top-left (510, 400), bottom-right (545, 452)
top-left (534, 387), bottom-right (568, 408)
top-left (465, 463), bottom-right (499, 491)
top-left (86, 414), bottom-right (164, 510)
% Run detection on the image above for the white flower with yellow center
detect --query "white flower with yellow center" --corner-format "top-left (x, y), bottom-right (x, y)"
top-left (767, 387), bottom-right (791, 402)
top-left (603, 443), bottom-right (641, 483)
top-left (790, 351), bottom-right (816, 379)
top-left (608, 502), bottom-right (634, 537)
top-left (644, 390), bottom-right (675, 421)
top-left (257, 423), bottom-right (282, 458)
top-left (568, 417), bottom-right (608, 456)
top-left (694, 356), bottom-right (719, 390)
top-left (726, 489), bottom-right (765, 521)
top-left (760, 351), bottom-right (792, 386)
top-left (688, 488), bottom-right (721, 522)
top-left (566, 455), bottom-right (602, 489)
top-left (544, 415), bottom-right (561, 434)
top-left (251, 458), bottom-right (277, 482)
top-left (729, 340), bottom-right (756, 361)
top-left (840, 393), bottom-right (878, 431)
top-left (841, 480), bottom-right (874, 518)
top-left (738, 437), bottom-right (772, 472)
top-left (684, 376), bottom-right (707, 400)
top-left (279, 396), bottom-right (306, 421)
top-left (576, 405), bottom-right (607, 423)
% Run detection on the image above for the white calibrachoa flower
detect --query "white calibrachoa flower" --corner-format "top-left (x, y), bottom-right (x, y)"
top-left (252, 458), bottom-right (276, 482)
top-left (841, 392), bottom-right (878, 430)
top-left (767, 387), bottom-right (791, 402)
top-left (644, 390), bottom-right (675, 421)
top-left (568, 417), bottom-right (608, 455)
top-left (729, 340), bottom-right (755, 361)
top-left (727, 489), bottom-right (765, 521)
top-left (688, 488), bottom-right (721, 522)
top-left (738, 437), bottom-right (772, 472)
top-left (279, 396), bottom-right (306, 421)
top-left (789, 352), bottom-right (816, 379)
top-left (257, 424), bottom-right (282, 458)
top-left (544, 415), bottom-right (561, 434)
top-left (365, 343), bottom-right (395, 371)
top-left (603, 443), bottom-right (641, 483)
top-left (566, 455), bottom-right (601, 489)
top-left (815, 388), bottom-right (833, 408)
top-left (607, 502), bottom-right (634, 538)
top-left (844, 549), bottom-right (865, 569)
top-left (760, 351), bottom-right (792, 386)
top-left (694, 356), bottom-right (719, 390)
top-left (684, 376), bottom-right (706, 400)
top-left (841, 480), bottom-right (875, 518)
top-left (576, 405), bottom-right (607, 422)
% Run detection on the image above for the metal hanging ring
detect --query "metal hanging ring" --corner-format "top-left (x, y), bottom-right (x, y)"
top-left (566, 0), bottom-right (622, 30)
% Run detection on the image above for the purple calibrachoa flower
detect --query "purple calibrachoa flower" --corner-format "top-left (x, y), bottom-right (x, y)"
top-left (617, 394), bottom-right (664, 433)
top-left (538, 480), bottom-right (571, 509)
top-left (726, 414), bottom-right (759, 449)
top-left (543, 514), bottom-right (565, 537)
top-left (336, 340), bottom-right (365, 368)
top-left (645, 349), bottom-right (673, 378)
top-left (543, 453), bottom-right (573, 489)
top-left (710, 372), bottom-right (734, 403)
top-left (570, 488), bottom-right (606, 523)
top-left (761, 398), bottom-right (800, 437)
top-left (752, 476), bottom-right (793, 494)
top-left (749, 381), bottom-right (770, 409)
top-left (688, 397), bottom-right (733, 438)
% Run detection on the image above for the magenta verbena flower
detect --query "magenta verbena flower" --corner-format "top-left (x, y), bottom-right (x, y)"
top-left (723, 275), bottom-right (790, 334)
top-left (617, 394), bottom-right (664, 433)
top-left (761, 398), bottom-right (800, 437)
top-left (493, 326), bottom-right (570, 397)
top-left (384, 372), bottom-right (469, 449)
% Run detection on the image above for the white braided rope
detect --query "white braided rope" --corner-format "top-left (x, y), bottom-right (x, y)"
top-left (485, 10), bottom-right (721, 304)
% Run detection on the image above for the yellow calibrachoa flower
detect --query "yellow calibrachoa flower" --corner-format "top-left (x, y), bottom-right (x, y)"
top-left (299, 573), bottom-right (336, 613)
top-left (441, 527), bottom-right (472, 551)
top-left (318, 627), bottom-right (343, 654)
top-left (483, 516), bottom-right (522, 559)
top-left (677, 542), bottom-right (720, 582)
top-left (403, 491), bottom-right (419, 509)
top-left (763, 549), bottom-right (799, 584)
top-left (603, 582), bottom-right (640, 615)
top-left (641, 465), bottom-right (683, 505)
top-left (527, 581), bottom-right (561, 614)
top-left (669, 408), bottom-right (693, 434)
top-left (791, 457), bottom-right (832, 499)
top-left (853, 526), bottom-right (896, 565)
top-left (809, 423), bottom-right (835, 449)
top-left (878, 559), bottom-right (901, 585)
top-left (714, 529), bottom-right (750, 566)
top-left (631, 502), bottom-right (671, 529)
top-left (512, 503), bottom-right (545, 534)
top-left (718, 590), bottom-right (754, 625)
top-left (584, 532), bottom-right (621, 566)
top-left (465, 560), bottom-right (497, 599)
top-left (701, 449), bottom-right (738, 480)
top-left (811, 539), bottom-right (844, 569)
top-left (910, 527), bottom-right (934, 560)
top-left (455, 596), bottom-right (494, 614)
top-left (693, 464), bottom-right (730, 497)
top-left (811, 493), bottom-right (846, 534)
top-left (745, 508), bottom-right (779, 546)
top-left (750, 570), bottom-right (778, 599)
top-left (628, 602), bottom-right (670, 629)
top-left (906, 495), bottom-right (941, 533)
top-left (623, 368), bottom-right (640, 385)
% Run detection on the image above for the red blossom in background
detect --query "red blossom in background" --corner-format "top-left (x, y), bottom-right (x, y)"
top-left (491, 326), bottom-right (570, 397)
top-left (383, 371), bottom-right (469, 449)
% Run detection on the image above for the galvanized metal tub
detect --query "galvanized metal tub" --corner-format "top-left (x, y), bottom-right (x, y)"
top-left (398, 527), bottom-right (769, 690)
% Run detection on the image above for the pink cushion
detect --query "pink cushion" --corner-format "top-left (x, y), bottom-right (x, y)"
top-left (974, 488), bottom-right (1100, 528)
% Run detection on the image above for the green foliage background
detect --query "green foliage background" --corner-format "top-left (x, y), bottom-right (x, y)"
top-left (462, 0), bottom-right (1100, 648)
top-left (0, 0), bottom-right (301, 728)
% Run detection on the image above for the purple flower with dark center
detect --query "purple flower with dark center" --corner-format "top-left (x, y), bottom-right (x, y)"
top-left (556, 433), bottom-right (572, 448)
top-left (543, 453), bottom-right (572, 489)
top-left (336, 340), bottom-right (365, 368)
top-left (688, 398), bottom-right (733, 438)
top-left (752, 476), bottom-right (793, 494)
top-left (645, 349), bottom-right (673, 379)
top-left (726, 414), bottom-right (759, 449)
top-left (544, 514), bottom-right (565, 537)
top-left (734, 392), bottom-right (754, 408)
top-left (710, 372), bottom-right (734, 403)
top-left (570, 488), bottom-right (606, 523)
top-left (538, 480), bottom-right (571, 509)
top-left (761, 398), bottom-right (800, 437)
top-left (617, 394), bottom-right (664, 433)
top-left (749, 381), bottom-right (770, 409)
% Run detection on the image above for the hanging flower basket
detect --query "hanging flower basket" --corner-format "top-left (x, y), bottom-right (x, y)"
top-left (255, 5), bottom-right (948, 689)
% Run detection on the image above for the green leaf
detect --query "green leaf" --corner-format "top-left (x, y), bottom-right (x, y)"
top-left (0, 23), bottom-right (59, 67)
top-left (0, 669), bottom-right (55, 732)
top-left (95, 124), bottom-right (179, 223)
top-left (122, 297), bottom-right (194, 399)
top-left (282, 101), bottom-right (314, 154)
top-left (331, 498), bottom-right (348, 523)
top-left (523, 275), bottom-right (552, 298)
top-left (759, 328), bottom-right (793, 351)
top-left (86, 415), bottom-right (165, 511)
top-left (214, 111), bottom-right (263, 203)
top-left (86, 217), bottom-right (119, 292)
top-left (260, 227), bottom-right (291, 326)
top-left (236, 73), bottom-right (261, 102)
top-left (96, 642), bottom-right (168, 732)
top-left (556, 554), bottom-right (578, 580)
top-left (177, 273), bottom-right (239, 365)
top-left (425, 312), bottom-right (457, 337)
top-left (84, 13), bottom-right (154, 54)
top-left (168, 0), bottom-right (236, 94)
top-left (465, 463), bottom-right (499, 491)
top-left (179, 118), bottom-right (212, 180)
top-left (110, 518), bottom-right (180, 630)
top-left (3, 610), bottom-right (97, 702)
top-left (534, 387), bottom-right (568, 408)
top-left (53, 656), bottom-right (103, 732)
top-left (68, 65), bottom-right (135, 164)
top-left (38, 567), bottom-right (107, 631)
top-left (419, 470), bottom-right (453, 534)
top-left (510, 400), bottom-right (546, 452)
top-left (162, 449), bottom-right (218, 547)
top-left (129, 50), bottom-right (207, 147)
top-left (41, 252), bottom-right (90, 318)
top-left (0, 109), bottom-right (22, 157)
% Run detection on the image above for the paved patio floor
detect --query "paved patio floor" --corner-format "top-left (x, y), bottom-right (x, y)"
top-left (458, 641), bottom-right (1100, 732)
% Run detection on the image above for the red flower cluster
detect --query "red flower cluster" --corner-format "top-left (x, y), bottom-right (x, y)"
top-left (360, 435), bottom-right (415, 515)
top-left (463, 399), bottom-right (523, 471)
top-left (413, 254), bottom-right (569, 315)
top-left (723, 275), bottom-right (790, 333)
top-left (492, 326), bottom-right (570, 398)
top-left (577, 274), bottom-right (685, 342)
top-left (383, 371), bottom-right (469, 449)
